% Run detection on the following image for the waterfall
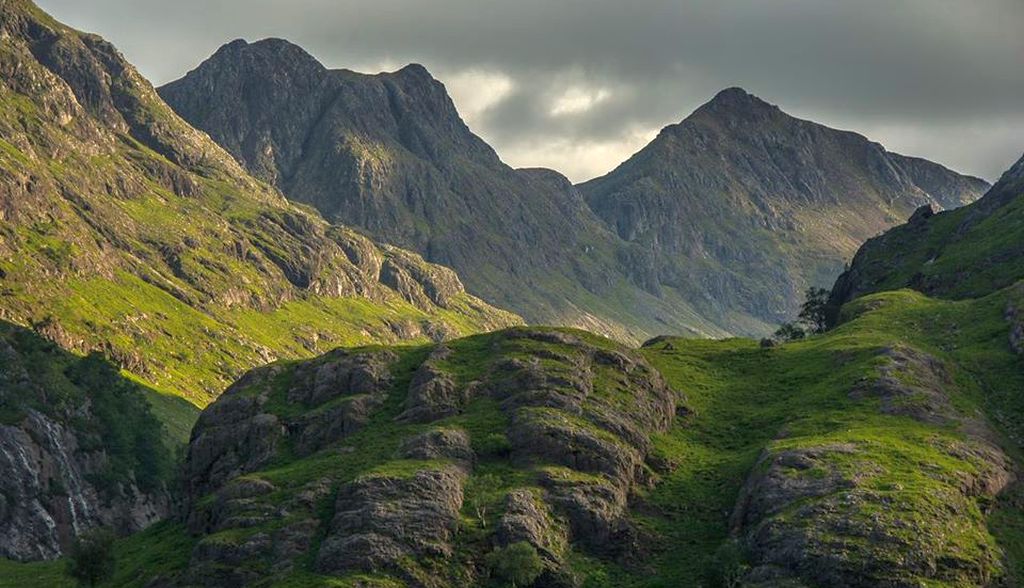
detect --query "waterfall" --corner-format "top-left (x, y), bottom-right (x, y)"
top-left (33, 413), bottom-right (93, 534)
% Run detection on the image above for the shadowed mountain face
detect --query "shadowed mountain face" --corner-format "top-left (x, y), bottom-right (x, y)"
top-left (0, 0), bottom-right (518, 405)
top-left (159, 38), bottom-right (732, 342)
top-left (831, 152), bottom-right (1024, 307)
top-left (161, 45), bottom-right (987, 337)
top-left (579, 87), bottom-right (990, 326)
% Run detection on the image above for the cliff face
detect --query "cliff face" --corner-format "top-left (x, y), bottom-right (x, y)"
top-left (580, 87), bottom-right (989, 328)
top-left (0, 322), bottom-right (173, 561)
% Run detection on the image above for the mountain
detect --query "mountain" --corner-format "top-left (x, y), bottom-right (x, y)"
top-left (579, 87), bottom-right (990, 329)
top-left (831, 152), bottom-right (1024, 306)
top-left (0, 0), bottom-right (518, 409)
top-left (160, 47), bottom-right (988, 338)
top-left (159, 38), bottom-right (744, 342)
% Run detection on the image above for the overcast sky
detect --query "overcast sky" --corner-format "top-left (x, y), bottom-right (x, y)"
top-left (38, 0), bottom-right (1024, 183)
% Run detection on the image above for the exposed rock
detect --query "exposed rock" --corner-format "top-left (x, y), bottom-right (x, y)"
top-left (187, 476), bottom-right (277, 534)
top-left (185, 366), bottom-right (285, 500)
top-left (291, 394), bottom-right (386, 457)
top-left (851, 346), bottom-right (956, 425)
top-left (398, 428), bottom-right (475, 468)
top-left (316, 466), bottom-right (466, 579)
top-left (484, 329), bottom-right (676, 552)
top-left (497, 489), bottom-right (567, 564)
top-left (731, 345), bottom-right (1015, 587)
top-left (733, 440), bottom-right (1010, 587)
top-left (908, 203), bottom-right (935, 224)
top-left (396, 346), bottom-right (465, 423)
top-left (0, 410), bottom-right (170, 561)
top-left (1007, 300), bottom-right (1024, 355)
top-left (287, 348), bottom-right (396, 407)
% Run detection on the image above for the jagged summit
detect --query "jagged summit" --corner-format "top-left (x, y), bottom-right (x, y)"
top-left (698, 86), bottom-right (780, 116)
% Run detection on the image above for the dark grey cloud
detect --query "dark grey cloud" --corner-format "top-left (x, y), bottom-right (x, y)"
top-left (37, 0), bottom-right (1024, 181)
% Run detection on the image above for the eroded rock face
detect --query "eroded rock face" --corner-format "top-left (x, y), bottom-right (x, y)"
top-left (286, 348), bottom-right (396, 407)
top-left (185, 366), bottom-right (286, 501)
top-left (397, 346), bottom-right (464, 423)
top-left (316, 466), bottom-right (467, 579)
top-left (187, 348), bottom-right (398, 499)
top-left (398, 428), bottom-right (475, 468)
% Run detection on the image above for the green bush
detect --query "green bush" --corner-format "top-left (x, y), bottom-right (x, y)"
top-left (703, 539), bottom-right (749, 588)
top-left (487, 541), bottom-right (544, 587)
top-left (65, 528), bottom-right (116, 587)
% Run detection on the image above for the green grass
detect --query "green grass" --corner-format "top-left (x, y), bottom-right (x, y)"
top-left (625, 286), bottom-right (1024, 586)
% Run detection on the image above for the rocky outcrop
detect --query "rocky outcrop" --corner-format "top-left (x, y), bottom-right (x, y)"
top-left (496, 490), bottom-right (567, 558)
top-left (316, 465), bottom-right (467, 580)
top-left (398, 428), bottom-right (476, 469)
top-left (484, 330), bottom-right (676, 553)
top-left (397, 346), bottom-right (464, 423)
top-left (730, 346), bottom-right (1014, 586)
top-left (187, 348), bottom-right (400, 500)
top-left (185, 366), bottom-right (286, 501)
top-left (176, 328), bottom-right (684, 586)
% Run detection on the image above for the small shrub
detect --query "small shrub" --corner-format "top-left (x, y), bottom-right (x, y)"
top-left (703, 539), bottom-right (749, 588)
top-left (773, 322), bottom-right (806, 342)
top-left (475, 432), bottom-right (513, 458)
top-left (66, 528), bottom-right (116, 587)
top-left (487, 541), bottom-right (544, 587)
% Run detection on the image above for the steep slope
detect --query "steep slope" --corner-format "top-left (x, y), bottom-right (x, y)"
top-left (580, 87), bottom-right (989, 328)
top-left (0, 0), bottom-right (519, 407)
top-left (159, 39), bottom-right (746, 341)
top-left (832, 152), bottom-right (1024, 306)
top-left (0, 321), bottom-right (176, 562)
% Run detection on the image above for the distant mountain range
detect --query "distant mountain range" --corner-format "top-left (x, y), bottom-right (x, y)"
top-left (161, 40), bottom-right (989, 338)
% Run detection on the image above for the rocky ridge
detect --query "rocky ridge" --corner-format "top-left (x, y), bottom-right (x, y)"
top-left (174, 328), bottom-right (679, 586)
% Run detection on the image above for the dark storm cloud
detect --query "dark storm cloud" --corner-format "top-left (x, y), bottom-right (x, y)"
top-left (36, 0), bottom-right (1024, 181)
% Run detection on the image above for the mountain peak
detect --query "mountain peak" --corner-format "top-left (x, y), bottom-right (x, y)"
top-left (698, 86), bottom-right (779, 117)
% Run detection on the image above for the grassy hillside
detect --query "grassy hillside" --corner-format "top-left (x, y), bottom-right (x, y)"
top-left (9, 282), bottom-right (1015, 586)
top-left (0, 0), bottom-right (520, 412)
